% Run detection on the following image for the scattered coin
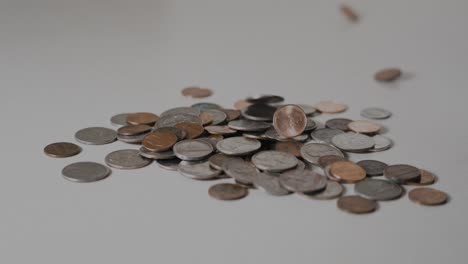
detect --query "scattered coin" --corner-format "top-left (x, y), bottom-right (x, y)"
top-left (179, 160), bottom-right (221, 180)
top-left (127, 112), bottom-right (159, 126)
top-left (220, 109), bottom-right (241, 121)
top-left (208, 153), bottom-right (243, 171)
top-left (44, 142), bottom-right (81, 158)
top-left (301, 142), bottom-right (344, 165)
top-left (348, 120), bottom-right (381, 134)
top-left (142, 132), bottom-right (178, 152)
top-left (303, 118), bottom-right (318, 132)
top-left (361, 107), bottom-right (392, 119)
top-left (272, 105), bottom-right (307, 138)
top-left (253, 172), bottom-right (291, 196)
top-left (318, 155), bottom-right (347, 168)
top-left (371, 135), bottom-right (393, 152)
top-left (205, 125), bottom-right (237, 135)
top-left (155, 114), bottom-right (202, 128)
top-left (279, 170), bottom-right (327, 193)
top-left (324, 164), bottom-right (341, 182)
top-left (117, 133), bottom-right (147, 144)
top-left (110, 113), bottom-right (129, 127)
top-left (62, 162), bottom-right (111, 182)
top-left (208, 183), bottom-right (248, 201)
top-left (274, 141), bottom-right (303, 157)
top-left (246, 95), bottom-right (284, 104)
top-left (331, 132), bottom-right (375, 152)
top-left (228, 119), bottom-right (271, 132)
top-left (384, 164), bottom-right (421, 183)
top-left (297, 104), bottom-right (317, 116)
top-left (329, 161), bottom-right (366, 183)
top-left (337, 196), bottom-right (377, 214)
top-left (223, 159), bottom-right (259, 185)
top-left (216, 137), bottom-right (261, 156)
top-left (105, 149), bottom-right (152, 169)
top-left (325, 118), bottom-right (352, 131)
top-left (202, 109), bottom-right (227, 125)
top-left (406, 169), bottom-right (437, 186)
top-left (314, 101), bottom-right (347, 114)
top-left (139, 147), bottom-right (176, 160)
top-left (355, 179), bottom-right (403, 201)
top-left (300, 181), bottom-right (344, 200)
top-left (340, 4), bottom-right (359, 23)
top-left (117, 124), bottom-right (152, 136)
top-left (175, 122), bottom-right (204, 139)
top-left (242, 103), bottom-right (277, 121)
top-left (408, 188), bottom-right (448, 206)
top-left (311, 128), bottom-right (345, 144)
top-left (161, 107), bottom-right (200, 117)
top-left (356, 160), bottom-right (388, 176)
top-left (153, 127), bottom-right (187, 141)
top-left (252, 151), bottom-right (298, 172)
top-left (191, 102), bottom-right (222, 111)
top-left (75, 127), bottom-right (117, 145)
top-left (374, 68), bottom-right (402, 82)
top-left (173, 139), bottom-right (213, 161)
top-left (155, 158), bottom-right (181, 171)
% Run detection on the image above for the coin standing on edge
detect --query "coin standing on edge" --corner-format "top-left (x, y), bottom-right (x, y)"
top-left (44, 142), bottom-right (81, 158)
top-left (273, 105), bottom-right (307, 138)
top-left (62, 162), bottom-right (111, 182)
top-left (208, 183), bottom-right (248, 201)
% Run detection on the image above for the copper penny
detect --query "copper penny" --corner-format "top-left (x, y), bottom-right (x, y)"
top-left (233, 99), bottom-right (252, 110)
top-left (117, 124), bottom-right (152, 136)
top-left (142, 132), bottom-right (178, 152)
top-left (274, 141), bottom-right (303, 157)
top-left (199, 112), bottom-right (213, 126)
top-left (340, 4), bottom-right (359, 22)
top-left (273, 105), bottom-right (307, 138)
top-left (329, 161), bottom-right (366, 183)
top-left (127, 112), bottom-right (159, 126)
top-left (191, 88), bottom-right (213, 98)
top-left (44, 142), bottom-right (81, 158)
top-left (314, 101), bottom-right (348, 114)
top-left (409, 188), bottom-right (448, 206)
top-left (205, 125), bottom-right (237, 135)
top-left (407, 169), bottom-right (437, 186)
top-left (348, 120), bottom-right (381, 134)
top-left (181, 86), bottom-right (200, 96)
top-left (220, 109), bottom-right (241, 121)
top-left (374, 68), bottom-right (402, 82)
top-left (337, 195), bottom-right (377, 214)
top-left (208, 183), bottom-right (248, 201)
top-left (175, 122), bottom-right (204, 139)
top-left (318, 155), bottom-right (346, 168)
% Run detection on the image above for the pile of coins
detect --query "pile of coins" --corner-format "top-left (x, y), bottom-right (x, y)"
top-left (44, 94), bottom-right (448, 214)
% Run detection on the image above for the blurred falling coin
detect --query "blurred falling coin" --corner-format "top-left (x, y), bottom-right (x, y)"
top-left (273, 105), bottom-right (307, 138)
top-left (314, 101), bottom-right (347, 114)
top-left (44, 142), bottom-right (81, 158)
top-left (340, 4), bottom-right (359, 22)
top-left (220, 109), bottom-right (241, 121)
top-left (348, 120), bottom-right (381, 134)
top-left (337, 196), bottom-right (377, 214)
top-left (208, 183), bottom-right (248, 201)
top-left (374, 68), bottom-right (402, 82)
top-left (409, 188), bottom-right (448, 206)
top-left (233, 99), bottom-right (252, 110)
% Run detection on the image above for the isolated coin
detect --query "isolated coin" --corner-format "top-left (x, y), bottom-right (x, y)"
top-left (374, 68), bottom-right (401, 82)
top-left (361, 107), bottom-right (392, 119)
top-left (44, 142), bottom-right (81, 158)
top-left (384, 164), bottom-right (421, 183)
top-left (228, 119), bottom-right (271, 132)
top-left (279, 170), bottom-right (327, 193)
top-left (252, 151), bottom-right (298, 172)
top-left (205, 125), bottom-right (237, 135)
top-left (311, 128), bottom-right (345, 144)
top-left (208, 153), bottom-right (243, 171)
top-left (273, 105), bottom-right (307, 138)
top-left (208, 183), bottom-right (248, 200)
top-left (118, 125), bottom-right (152, 136)
top-left (329, 161), bottom-right (366, 183)
top-left (155, 158), bottom-right (181, 171)
top-left (203, 109), bottom-right (227, 125)
top-left (325, 118), bottom-right (352, 131)
top-left (173, 139), bottom-right (213, 161)
top-left (348, 120), bottom-right (381, 134)
top-left (297, 104), bottom-right (317, 116)
top-left (143, 132), bottom-right (178, 152)
top-left (331, 132), bottom-right (375, 152)
top-left (105, 149), bottom-right (152, 169)
top-left (355, 179), bottom-right (403, 201)
top-left (300, 181), bottom-right (344, 200)
top-left (110, 113), bottom-right (129, 127)
top-left (253, 172), bottom-right (291, 196)
top-left (314, 101), bottom-right (347, 113)
top-left (161, 107), bottom-right (200, 117)
top-left (408, 188), bottom-right (448, 206)
top-left (300, 142), bottom-right (344, 165)
top-left (62, 162), bottom-right (110, 182)
top-left (340, 4), bottom-right (359, 22)
top-left (406, 169), bottom-right (437, 186)
top-left (75, 127), bottom-right (117, 145)
top-left (242, 103), bottom-right (277, 121)
top-left (216, 137), bottom-right (262, 156)
top-left (179, 160), bottom-right (221, 180)
top-left (356, 160), bottom-right (388, 176)
top-left (127, 112), bottom-right (159, 126)
top-left (337, 196), bottom-right (377, 214)
top-left (274, 141), bottom-right (303, 157)
top-left (370, 135), bottom-right (393, 152)
top-left (223, 159), bottom-right (259, 185)
top-left (139, 147), bottom-right (176, 160)
top-left (318, 155), bottom-right (346, 168)
top-left (155, 114), bottom-right (202, 128)
top-left (175, 122), bottom-right (204, 139)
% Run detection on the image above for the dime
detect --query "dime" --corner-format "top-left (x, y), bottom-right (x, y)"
top-left (208, 153), bottom-right (243, 171)
top-left (311, 128), bottom-right (345, 144)
top-left (199, 112), bottom-right (214, 125)
top-left (337, 196), bottom-right (377, 214)
top-left (348, 120), bottom-right (381, 134)
top-left (127, 112), bottom-right (159, 126)
top-left (155, 114), bottom-right (202, 128)
top-left (264, 128), bottom-right (309, 142)
top-left (117, 124), bottom-right (152, 136)
top-left (340, 4), bottom-right (359, 22)
top-left (300, 142), bottom-right (344, 165)
top-left (274, 141), bottom-right (303, 157)
top-left (173, 139), bottom-right (213, 161)
top-left (139, 147), bottom-right (176, 160)
top-left (142, 132), bottom-right (178, 152)
top-left (370, 135), bottom-right (393, 152)
top-left (384, 164), bottom-right (421, 183)
top-left (161, 107), bottom-right (200, 117)
top-left (179, 160), bottom-right (221, 180)
top-left (314, 101), bottom-right (347, 114)
top-left (279, 170), bottom-right (327, 193)
top-left (318, 155), bottom-right (347, 168)
top-left (356, 160), bottom-right (388, 176)
top-left (408, 187), bottom-right (448, 206)
top-left (220, 109), bottom-right (241, 121)
top-left (252, 151), bottom-right (298, 172)
top-left (205, 125), bottom-right (237, 135)
top-left (273, 105), bottom-right (307, 138)
top-left (223, 159), bottom-right (259, 185)
top-left (208, 183), bottom-right (248, 200)
top-left (297, 104), bottom-right (317, 116)
top-left (361, 107), bottom-right (392, 119)
top-left (75, 127), bottom-right (117, 145)
top-left (228, 119), bottom-right (271, 132)
top-left (246, 95), bottom-right (284, 104)
top-left (62, 162), bottom-right (110, 182)
top-left (202, 109), bottom-right (227, 125)
top-left (105, 149), bottom-right (152, 169)
top-left (110, 113), bottom-right (129, 127)
top-left (355, 179), bottom-right (403, 201)
top-left (153, 127), bottom-right (187, 140)
top-left (374, 68), bottom-right (401, 82)
top-left (253, 172), bottom-right (291, 196)
top-left (191, 102), bottom-right (222, 111)
top-left (175, 122), bottom-right (204, 139)
top-left (44, 142), bottom-right (81, 158)
top-left (242, 103), bottom-right (276, 121)
top-left (155, 158), bottom-right (181, 171)
top-left (216, 137), bottom-right (261, 156)
top-left (233, 99), bottom-right (252, 110)
top-left (407, 169), bottom-right (437, 186)
top-left (300, 181), bottom-right (344, 200)
top-left (331, 132), bottom-right (375, 152)
top-left (329, 161), bottom-right (366, 183)
top-left (325, 118), bottom-right (352, 131)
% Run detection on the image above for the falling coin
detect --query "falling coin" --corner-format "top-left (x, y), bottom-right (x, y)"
top-left (337, 196), bottom-right (377, 214)
top-left (44, 142), bottom-right (81, 158)
top-left (175, 122), bottom-right (204, 139)
top-left (127, 112), bottom-right (159, 126)
top-left (329, 161), bottom-right (366, 183)
top-left (408, 188), bottom-right (448, 206)
top-left (242, 103), bottom-right (277, 121)
top-left (340, 4), bottom-right (359, 23)
top-left (233, 99), bottom-right (252, 110)
top-left (191, 88), bottom-right (213, 98)
top-left (62, 162), bottom-right (111, 183)
top-left (220, 109), bottom-right (241, 121)
top-left (374, 68), bottom-right (402, 82)
top-left (228, 119), bottom-right (271, 132)
top-left (273, 105), bottom-right (307, 138)
top-left (314, 101), bottom-right (347, 114)
top-left (142, 132), bottom-right (178, 152)
top-left (208, 183), bottom-right (248, 201)
top-left (155, 158), bottom-right (181, 171)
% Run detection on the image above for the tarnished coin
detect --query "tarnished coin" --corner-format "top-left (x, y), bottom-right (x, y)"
top-left (246, 95), bottom-right (284, 104)
top-left (223, 159), bottom-right (259, 185)
top-left (161, 107), bottom-right (200, 117)
top-left (242, 103), bottom-right (276, 121)
top-left (325, 118), bottom-right (352, 131)
top-left (274, 141), bottom-right (303, 157)
top-left (303, 118), bottom-right (318, 132)
top-left (175, 122), bottom-right (204, 139)
top-left (220, 109), bottom-right (241, 121)
top-left (300, 181), bottom-right (344, 200)
top-left (143, 132), bottom-right (177, 152)
top-left (318, 155), bottom-right (346, 168)
top-left (233, 99), bottom-right (252, 110)
top-left (62, 162), bottom-right (110, 182)
top-left (384, 164), bottom-right (421, 183)
top-left (297, 104), bottom-right (317, 116)
top-left (75, 127), bottom-right (117, 145)
top-left (127, 112), bottom-right (159, 126)
top-left (228, 119), bottom-right (271, 132)
top-left (314, 101), bottom-right (347, 114)
top-left (407, 169), bottom-right (437, 186)
top-left (191, 102), bottom-right (222, 111)
top-left (173, 139), bottom-right (213, 161)
top-left (329, 161), bottom-right (366, 183)
top-left (272, 105), bottom-right (307, 138)
top-left (155, 158), bottom-right (181, 171)
top-left (202, 109), bottom-right (227, 125)
top-left (179, 160), bottom-right (221, 180)
top-left (357, 160), bottom-right (388, 176)
top-left (208, 183), bottom-right (248, 200)
top-left (374, 68), bottom-right (401, 82)
top-left (118, 124), bottom-right (152, 136)
top-left (300, 142), bottom-right (344, 165)
top-left (110, 113), bottom-right (129, 127)
top-left (253, 172), bottom-right (291, 196)
top-left (217, 137), bottom-right (261, 156)
top-left (279, 170), bottom-right (327, 193)
top-left (348, 120), bottom-right (381, 134)
top-left (105, 149), bottom-right (152, 169)
top-left (44, 142), bottom-right (81, 158)
top-left (331, 132), bottom-right (375, 152)
top-left (264, 128), bottom-right (309, 142)
top-left (205, 125), bottom-right (237, 135)
top-left (337, 196), bottom-right (377, 214)
top-left (153, 127), bottom-right (187, 141)
top-left (370, 135), bottom-right (393, 152)
top-left (252, 151), bottom-right (298, 172)
top-left (311, 128), bottom-right (345, 144)
top-left (155, 114), bottom-right (202, 128)
top-left (208, 153), bottom-right (243, 171)
top-left (408, 187), bottom-right (448, 206)
top-left (199, 112), bottom-right (214, 125)
top-left (355, 179), bottom-right (403, 201)
top-left (361, 107), bottom-right (392, 119)
top-left (139, 147), bottom-right (176, 160)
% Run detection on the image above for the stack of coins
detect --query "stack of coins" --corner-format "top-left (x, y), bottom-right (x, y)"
top-left (44, 92), bottom-right (448, 214)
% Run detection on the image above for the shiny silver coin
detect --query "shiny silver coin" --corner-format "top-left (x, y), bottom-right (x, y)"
top-left (303, 118), bottom-right (318, 132)
top-left (300, 181), bottom-right (344, 200)
top-left (173, 139), bottom-right (213, 161)
top-left (154, 114), bottom-right (202, 129)
top-left (331, 132), bottom-right (375, 152)
top-left (62, 162), bottom-right (111, 183)
top-left (105, 149), bottom-right (152, 169)
top-left (300, 142), bottom-right (344, 165)
top-left (110, 113), bottom-right (129, 127)
top-left (242, 103), bottom-right (277, 121)
top-left (178, 160), bottom-right (222, 180)
top-left (117, 133), bottom-right (147, 144)
top-left (361, 107), bottom-right (392, 119)
top-left (253, 172), bottom-right (291, 196)
top-left (208, 153), bottom-right (243, 171)
top-left (242, 132), bottom-right (269, 140)
top-left (191, 102), bottom-right (222, 111)
top-left (297, 104), bottom-right (317, 116)
top-left (370, 135), bottom-right (393, 152)
top-left (160, 107), bottom-right (200, 117)
top-left (279, 170), bottom-right (327, 193)
top-left (264, 128), bottom-right (309, 142)
top-left (139, 147), bottom-right (176, 160)
top-left (155, 158), bottom-right (181, 171)
top-left (228, 119), bottom-right (271, 132)
top-left (216, 137), bottom-right (262, 156)
top-left (153, 127), bottom-right (187, 140)
top-left (355, 179), bottom-right (403, 201)
top-left (310, 128), bottom-right (345, 144)
top-left (246, 95), bottom-right (284, 104)
top-left (251, 151), bottom-right (298, 172)
top-left (203, 109), bottom-right (227, 125)
top-left (223, 159), bottom-right (259, 185)
top-left (75, 127), bottom-right (117, 145)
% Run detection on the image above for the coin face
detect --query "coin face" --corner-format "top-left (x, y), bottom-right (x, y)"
top-left (216, 137), bottom-right (261, 156)
top-left (314, 101), bottom-right (347, 113)
top-left (273, 105), bottom-right (307, 138)
top-left (370, 135), bottom-right (392, 152)
top-left (355, 179), bottom-right (403, 201)
top-left (331, 132), bottom-right (375, 152)
top-left (252, 151), bottom-right (298, 172)
top-left (205, 125), bottom-right (237, 135)
top-left (228, 119), bottom-right (271, 132)
top-left (304, 118), bottom-right (318, 132)
top-left (75, 127), bottom-right (117, 145)
top-left (361, 107), bottom-right (392, 119)
top-left (242, 103), bottom-right (276, 121)
top-left (279, 170), bottom-right (327, 193)
top-left (173, 139), bottom-right (213, 161)
top-left (110, 113), bottom-right (129, 127)
top-left (44, 142), bottom-right (81, 158)
top-left (325, 118), bottom-right (352, 131)
top-left (300, 142), bottom-right (344, 165)
top-left (253, 172), bottom-right (291, 196)
top-left (127, 112), bottom-right (159, 126)
top-left (62, 162), bottom-right (111, 182)
top-left (117, 124), bottom-right (152, 136)
top-left (175, 122), bottom-right (204, 139)
top-left (208, 153), bottom-right (243, 171)
top-left (356, 160), bottom-right (388, 176)
top-left (178, 160), bottom-right (221, 180)
top-left (384, 164), bottom-right (421, 183)
top-left (348, 120), bottom-right (381, 134)
top-left (407, 169), bottom-right (437, 186)
top-left (161, 107), bottom-right (200, 117)
top-left (223, 159), bottom-right (259, 185)
top-left (374, 68), bottom-right (401, 82)
top-left (337, 196), bottom-right (377, 214)
top-left (408, 188), bottom-right (448, 206)
top-left (155, 158), bottom-right (181, 171)
top-left (143, 132), bottom-right (178, 152)
top-left (105, 149), bottom-right (152, 169)
top-left (310, 128), bottom-right (345, 144)
top-left (318, 155), bottom-right (346, 168)
top-left (208, 183), bottom-right (248, 201)
top-left (274, 141), bottom-right (303, 157)
top-left (300, 181), bottom-right (344, 200)
top-left (329, 161), bottom-right (366, 183)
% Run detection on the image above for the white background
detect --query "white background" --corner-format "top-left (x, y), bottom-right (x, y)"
top-left (1, 0), bottom-right (467, 263)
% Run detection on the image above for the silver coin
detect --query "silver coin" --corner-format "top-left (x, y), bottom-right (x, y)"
top-left (242, 103), bottom-right (276, 121)
top-left (173, 139), bottom-right (213, 161)
top-left (105, 149), bottom-right (152, 169)
top-left (252, 151), bottom-right (298, 172)
top-left (155, 114), bottom-right (202, 129)
top-left (253, 172), bottom-right (291, 196)
top-left (203, 109), bottom-right (227, 125)
top-left (297, 104), bottom-right (317, 116)
top-left (300, 181), bottom-right (344, 200)
top-left (160, 107), bottom-right (200, 117)
top-left (242, 132), bottom-right (269, 140)
top-left (178, 160), bottom-right (222, 180)
top-left (323, 164), bottom-right (341, 181)
top-left (152, 127), bottom-right (187, 140)
top-left (310, 128), bottom-right (345, 144)
top-left (264, 128), bottom-right (309, 142)
top-left (280, 159), bottom-right (306, 175)
top-left (197, 137), bottom-right (220, 151)
top-left (117, 133), bottom-right (148, 144)
top-left (216, 137), bottom-right (261, 156)
top-left (355, 179), bottom-right (403, 201)
top-left (110, 113), bottom-right (129, 127)
top-left (155, 158), bottom-right (181, 171)
top-left (331, 132), bottom-right (375, 152)
top-left (361, 107), bottom-right (392, 119)
top-left (62, 162), bottom-right (111, 183)
top-left (208, 153), bottom-right (243, 171)
top-left (75, 127), bottom-right (117, 145)
top-left (139, 147), bottom-right (176, 160)
top-left (370, 135), bottom-right (393, 152)
top-left (300, 142), bottom-right (344, 165)
top-left (228, 119), bottom-right (271, 132)
top-left (191, 102), bottom-right (222, 111)
top-left (279, 170), bottom-right (327, 193)
top-left (303, 118), bottom-right (318, 132)
top-left (223, 159), bottom-right (259, 185)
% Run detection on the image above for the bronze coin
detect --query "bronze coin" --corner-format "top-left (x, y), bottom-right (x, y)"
top-left (208, 183), bottom-right (248, 201)
top-left (318, 155), bottom-right (346, 168)
top-left (384, 164), bottom-right (421, 183)
top-left (175, 122), bottom-right (204, 139)
top-left (181, 86), bottom-right (200, 96)
top-left (329, 161), bottom-right (366, 183)
top-left (325, 118), bottom-right (353, 131)
top-left (273, 105), bottom-right (307, 138)
top-left (314, 101), bottom-right (348, 114)
top-left (127, 112), bottom-right (159, 126)
top-left (273, 141), bottom-right (303, 157)
top-left (191, 88), bottom-right (213, 98)
top-left (205, 125), bottom-right (237, 135)
top-left (348, 120), bottom-right (381, 134)
top-left (409, 188), bottom-right (448, 206)
top-left (374, 68), bottom-right (402, 82)
top-left (340, 4), bottom-right (359, 22)
top-left (407, 169), bottom-right (437, 186)
top-left (233, 99), bottom-right (252, 110)
top-left (220, 109), bottom-right (241, 121)
top-left (142, 132), bottom-right (177, 152)
top-left (337, 195), bottom-right (377, 214)
top-left (199, 112), bottom-right (214, 126)
top-left (117, 124), bottom-right (152, 136)
top-left (44, 142), bottom-right (81, 158)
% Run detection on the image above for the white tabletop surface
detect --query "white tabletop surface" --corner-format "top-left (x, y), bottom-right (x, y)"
top-left (1, 0), bottom-right (467, 263)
